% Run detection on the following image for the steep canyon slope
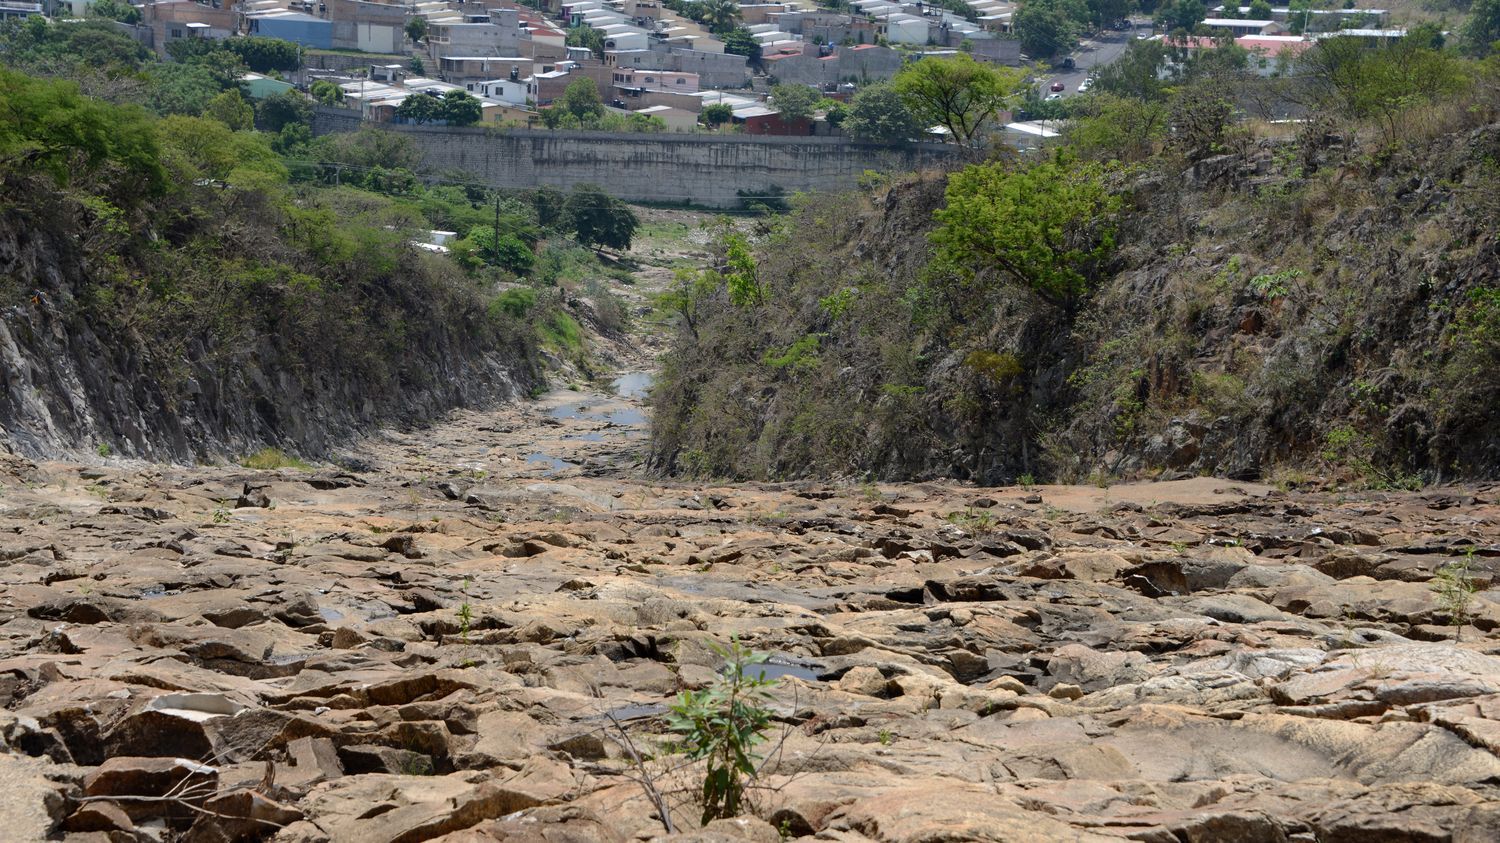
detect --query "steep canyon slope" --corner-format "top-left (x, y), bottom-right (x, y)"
top-left (649, 123), bottom-right (1500, 486)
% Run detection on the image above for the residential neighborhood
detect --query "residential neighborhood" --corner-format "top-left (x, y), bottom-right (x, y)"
top-left (2, 0), bottom-right (1424, 143)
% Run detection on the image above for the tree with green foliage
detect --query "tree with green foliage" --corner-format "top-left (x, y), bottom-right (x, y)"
top-left (88, 0), bottom-right (141, 24)
top-left (1015, 0), bottom-right (1080, 59)
top-left (720, 232), bottom-right (764, 306)
top-left (1248, 0), bottom-right (1273, 19)
top-left (221, 37), bottom-right (301, 74)
top-left (1156, 0), bottom-right (1207, 32)
top-left (700, 0), bottom-right (743, 34)
top-left (1167, 78), bottom-right (1237, 159)
top-left (1065, 93), bottom-right (1168, 162)
top-left (566, 24), bottom-right (605, 59)
top-left (721, 27), bottom-right (762, 62)
top-left (1285, 0), bottom-right (1313, 35)
top-left (156, 114), bottom-right (286, 185)
top-left (0, 68), bottom-right (164, 194)
top-left (256, 89), bottom-right (312, 132)
top-left (0, 17), bottom-right (149, 79)
top-left (440, 88), bottom-right (483, 125)
top-left (1086, 0), bottom-right (1132, 27)
top-left (272, 121), bottom-right (311, 155)
top-left (395, 91), bottom-right (442, 124)
top-left (892, 54), bottom-right (1025, 148)
top-left (553, 76), bottom-right (604, 126)
top-left (464, 225), bottom-right (535, 274)
top-left (843, 83), bottom-right (924, 141)
top-left (565, 183), bottom-right (638, 253)
top-left (310, 79), bottom-right (344, 106)
top-left (405, 16), bottom-right (428, 43)
top-left (932, 157), bottom-right (1121, 312)
top-left (146, 62), bottom-right (228, 116)
top-left (307, 127), bottom-right (422, 173)
top-left (1299, 35), bottom-right (1468, 141)
top-left (1464, 0), bottom-right (1500, 56)
top-left (770, 83), bottom-right (820, 122)
top-left (1093, 39), bottom-right (1172, 101)
top-left (700, 102), bottom-right (734, 128)
top-left (204, 88), bottom-right (254, 130)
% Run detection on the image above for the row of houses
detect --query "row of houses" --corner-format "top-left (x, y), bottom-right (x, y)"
top-left (1160, 25), bottom-right (1409, 75)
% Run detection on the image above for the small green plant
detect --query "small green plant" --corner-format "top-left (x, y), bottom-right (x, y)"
top-left (456, 578), bottom-right (473, 646)
top-left (1017, 473), bottom-right (1036, 490)
top-left (1431, 550), bottom-right (1481, 642)
top-left (1248, 268), bottom-right (1302, 300)
top-left (665, 637), bottom-right (777, 825)
top-left (212, 499), bottom-right (231, 524)
top-left (84, 483), bottom-right (110, 500)
top-left (947, 507), bottom-right (996, 537)
top-left (877, 728), bottom-right (894, 746)
top-left (96, 443), bottom-right (111, 457)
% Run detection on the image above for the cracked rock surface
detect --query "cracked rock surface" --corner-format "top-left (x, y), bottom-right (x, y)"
top-left (2, 384), bottom-right (1500, 842)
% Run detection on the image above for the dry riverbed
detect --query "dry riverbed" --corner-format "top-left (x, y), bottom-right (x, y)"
top-left (3, 213), bottom-right (1500, 841)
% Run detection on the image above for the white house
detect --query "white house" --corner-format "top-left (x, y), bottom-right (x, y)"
top-left (468, 76), bottom-right (538, 106)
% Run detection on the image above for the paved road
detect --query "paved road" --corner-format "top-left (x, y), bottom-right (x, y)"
top-left (1041, 21), bottom-right (1153, 98)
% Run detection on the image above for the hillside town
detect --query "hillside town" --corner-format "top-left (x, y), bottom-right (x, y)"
top-left (0, 0), bottom-right (1412, 137)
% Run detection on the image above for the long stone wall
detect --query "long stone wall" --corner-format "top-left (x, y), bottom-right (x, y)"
top-left (311, 108), bottom-right (954, 207)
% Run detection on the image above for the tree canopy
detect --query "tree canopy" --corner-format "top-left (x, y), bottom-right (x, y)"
top-left (932, 157), bottom-right (1121, 312)
top-left (1015, 0), bottom-right (1080, 59)
top-left (770, 83), bottom-right (820, 122)
top-left (565, 183), bottom-right (639, 252)
top-left (0, 67), bottom-right (163, 194)
top-left (892, 54), bottom-right (1025, 148)
top-left (843, 83), bottom-right (924, 142)
top-left (566, 25), bottom-right (605, 59)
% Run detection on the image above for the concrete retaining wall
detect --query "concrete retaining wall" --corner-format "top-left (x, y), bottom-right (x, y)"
top-left (311, 108), bottom-right (954, 207)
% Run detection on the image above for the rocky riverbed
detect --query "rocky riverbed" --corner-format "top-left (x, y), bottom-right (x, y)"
top-left (2, 378), bottom-right (1500, 841)
top-left (4, 212), bottom-right (1500, 842)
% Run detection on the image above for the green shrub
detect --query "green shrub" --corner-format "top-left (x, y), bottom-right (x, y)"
top-left (538, 311), bottom-right (583, 354)
top-left (241, 447), bottom-right (311, 470)
top-left (490, 288), bottom-right (537, 319)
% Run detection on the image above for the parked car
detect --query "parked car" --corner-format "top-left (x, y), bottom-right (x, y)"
top-left (1078, 78), bottom-right (1093, 93)
top-left (1050, 81), bottom-right (1065, 92)
top-left (1045, 93), bottom-right (1062, 101)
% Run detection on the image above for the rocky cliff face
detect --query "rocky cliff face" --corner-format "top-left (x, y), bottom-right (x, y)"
top-left (0, 202), bottom-right (541, 464)
top-left (649, 123), bottom-right (1500, 485)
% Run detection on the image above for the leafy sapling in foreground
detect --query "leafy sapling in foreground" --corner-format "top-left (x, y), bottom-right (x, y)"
top-left (665, 637), bottom-right (777, 824)
top-left (1431, 549), bottom-right (1482, 642)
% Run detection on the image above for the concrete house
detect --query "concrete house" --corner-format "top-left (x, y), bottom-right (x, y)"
top-left (0, 1), bottom-right (43, 22)
top-left (142, 0), bottom-right (235, 56)
top-left (611, 67), bottom-right (699, 94)
top-left (438, 55), bottom-right (538, 83)
top-left (426, 9), bottom-right (526, 60)
top-left (244, 10), bottom-right (333, 49)
top-left (467, 75), bottom-right (538, 105)
top-left (633, 104), bottom-right (696, 131)
top-left (327, 0), bottom-right (404, 54)
top-left (763, 43), bottom-right (903, 87)
top-left (606, 46), bottom-right (749, 89)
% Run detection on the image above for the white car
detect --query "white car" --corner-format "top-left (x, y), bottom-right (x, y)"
top-left (1078, 78), bottom-right (1094, 93)
top-left (1045, 93), bottom-right (1062, 101)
